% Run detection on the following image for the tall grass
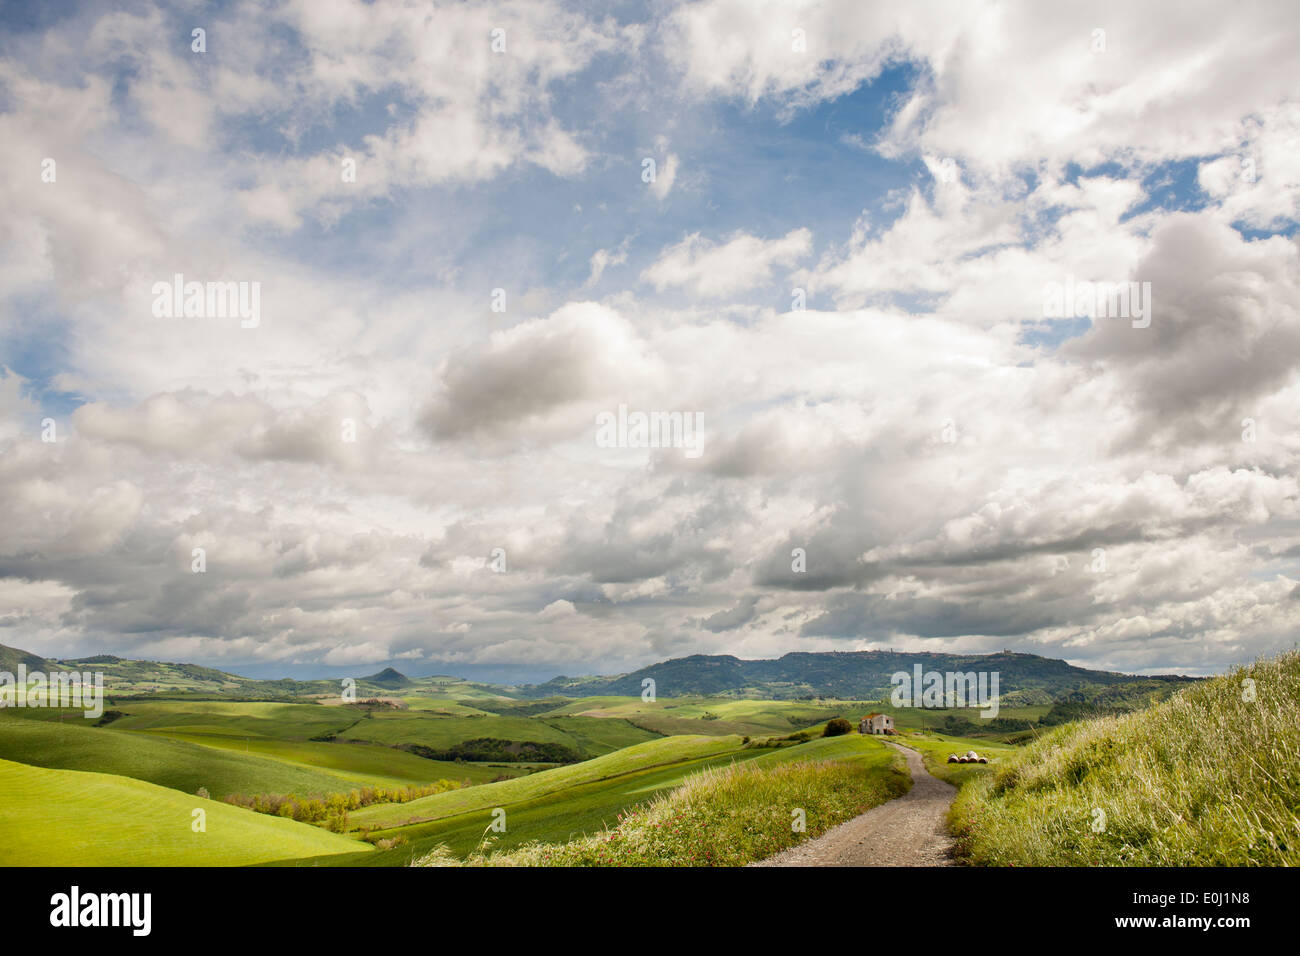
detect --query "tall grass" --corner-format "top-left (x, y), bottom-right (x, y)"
top-left (413, 751), bottom-right (908, 867)
top-left (951, 651), bottom-right (1300, 866)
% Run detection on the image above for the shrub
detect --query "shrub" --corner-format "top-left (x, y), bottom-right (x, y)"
top-left (823, 717), bottom-right (852, 738)
top-left (405, 739), bottom-right (582, 764)
top-left (224, 779), bottom-right (463, 825)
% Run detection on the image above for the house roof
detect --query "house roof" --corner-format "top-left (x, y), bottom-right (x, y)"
top-left (864, 712), bottom-right (882, 718)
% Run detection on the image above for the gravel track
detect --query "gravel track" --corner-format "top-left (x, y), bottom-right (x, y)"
top-left (753, 742), bottom-right (956, 867)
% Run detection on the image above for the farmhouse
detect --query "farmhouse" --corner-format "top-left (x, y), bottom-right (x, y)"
top-left (859, 712), bottom-right (895, 735)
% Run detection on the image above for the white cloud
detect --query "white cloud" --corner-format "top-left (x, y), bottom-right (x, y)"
top-left (650, 152), bottom-right (679, 200)
top-left (642, 228), bottom-right (812, 297)
top-left (585, 237), bottom-right (632, 288)
top-left (667, 0), bottom-right (1300, 181)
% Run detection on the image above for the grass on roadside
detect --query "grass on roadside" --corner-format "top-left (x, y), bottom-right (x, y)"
top-left (412, 743), bottom-right (909, 867)
top-left (950, 651), bottom-right (1300, 866)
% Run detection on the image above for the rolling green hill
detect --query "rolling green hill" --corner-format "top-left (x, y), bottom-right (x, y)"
top-left (350, 734), bottom-right (747, 831)
top-left (0, 642), bottom-right (53, 673)
top-left (337, 711), bottom-right (658, 760)
top-left (151, 732), bottom-right (521, 787)
top-left (0, 758), bottom-right (371, 866)
top-left (950, 651), bottom-right (1300, 866)
top-left (0, 713), bottom-right (423, 798)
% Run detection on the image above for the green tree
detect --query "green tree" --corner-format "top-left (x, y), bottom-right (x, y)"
top-left (823, 717), bottom-right (852, 737)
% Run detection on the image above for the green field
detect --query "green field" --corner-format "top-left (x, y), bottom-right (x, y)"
top-left (397, 697), bottom-right (495, 715)
top-left (0, 758), bottom-right (371, 866)
top-left (151, 732), bottom-right (523, 788)
top-left (0, 714), bottom-right (401, 798)
top-left (336, 711), bottom-right (659, 757)
top-left (894, 730), bottom-right (1019, 786)
top-left (543, 696), bottom-right (880, 737)
top-left (541, 694), bottom-right (1047, 738)
top-left (105, 700), bottom-right (355, 739)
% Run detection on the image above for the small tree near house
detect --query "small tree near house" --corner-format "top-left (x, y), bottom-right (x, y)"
top-left (823, 717), bottom-right (852, 737)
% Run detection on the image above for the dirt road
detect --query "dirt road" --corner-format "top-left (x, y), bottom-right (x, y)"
top-left (753, 742), bottom-right (956, 867)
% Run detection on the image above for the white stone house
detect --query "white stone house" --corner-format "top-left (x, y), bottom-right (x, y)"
top-left (859, 712), bottom-right (894, 735)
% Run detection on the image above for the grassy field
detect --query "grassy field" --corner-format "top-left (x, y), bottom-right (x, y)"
top-left (397, 697), bottom-right (496, 715)
top-left (351, 734), bottom-right (746, 830)
top-left (544, 696), bottom-right (881, 737)
top-left (895, 730), bottom-right (1019, 786)
top-left (0, 758), bottom-right (371, 866)
top-left (336, 711), bottom-right (658, 757)
top-left (413, 737), bottom-right (909, 866)
top-left (151, 732), bottom-right (523, 787)
top-left (544, 695), bottom-right (1047, 738)
top-left (0, 714), bottom-right (403, 798)
top-left (950, 652), bottom-right (1300, 866)
top-left (104, 700), bottom-right (354, 738)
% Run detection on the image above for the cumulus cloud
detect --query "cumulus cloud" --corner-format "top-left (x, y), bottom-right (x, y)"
top-left (420, 302), bottom-right (653, 441)
top-left (641, 228), bottom-right (812, 297)
top-left (1065, 215), bottom-right (1300, 446)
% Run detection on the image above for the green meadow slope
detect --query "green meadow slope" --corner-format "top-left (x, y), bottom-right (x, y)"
top-left (951, 651), bottom-right (1300, 866)
top-left (0, 714), bottom-right (385, 798)
top-left (894, 730), bottom-right (1017, 786)
top-left (0, 702), bottom-right (528, 791)
top-left (351, 734), bottom-right (744, 830)
top-left (0, 758), bottom-right (370, 866)
top-left (0, 713), bottom-right (464, 798)
top-left (412, 735), bottom-right (909, 867)
top-left (151, 731), bottom-right (518, 787)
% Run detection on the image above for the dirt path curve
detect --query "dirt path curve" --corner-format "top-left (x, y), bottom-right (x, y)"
top-left (753, 742), bottom-right (956, 867)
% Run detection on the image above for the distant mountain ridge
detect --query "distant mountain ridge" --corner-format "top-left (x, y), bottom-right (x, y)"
top-left (519, 650), bottom-right (1197, 700)
top-left (0, 641), bottom-right (1196, 703)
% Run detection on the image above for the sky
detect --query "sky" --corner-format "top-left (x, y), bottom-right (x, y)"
top-left (1, 0), bottom-right (1299, 682)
